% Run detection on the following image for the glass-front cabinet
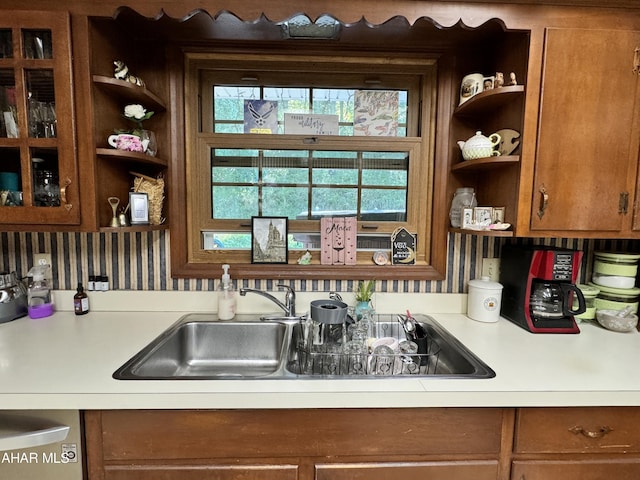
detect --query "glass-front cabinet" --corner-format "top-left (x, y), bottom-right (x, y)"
top-left (0, 11), bottom-right (78, 225)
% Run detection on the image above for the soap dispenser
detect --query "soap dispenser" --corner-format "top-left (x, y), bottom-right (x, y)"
top-left (27, 264), bottom-right (54, 319)
top-left (217, 264), bottom-right (236, 320)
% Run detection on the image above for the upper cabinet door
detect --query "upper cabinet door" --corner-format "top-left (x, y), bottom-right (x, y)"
top-left (0, 11), bottom-right (79, 226)
top-left (531, 28), bottom-right (640, 233)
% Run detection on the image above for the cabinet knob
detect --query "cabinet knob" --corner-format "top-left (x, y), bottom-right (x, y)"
top-left (569, 425), bottom-right (613, 439)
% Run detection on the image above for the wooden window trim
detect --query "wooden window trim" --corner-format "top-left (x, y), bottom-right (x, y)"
top-left (178, 50), bottom-right (443, 280)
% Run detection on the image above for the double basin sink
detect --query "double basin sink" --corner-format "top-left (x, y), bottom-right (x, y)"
top-left (113, 313), bottom-right (495, 380)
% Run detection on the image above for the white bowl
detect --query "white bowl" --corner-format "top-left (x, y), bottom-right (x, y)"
top-left (596, 309), bottom-right (639, 332)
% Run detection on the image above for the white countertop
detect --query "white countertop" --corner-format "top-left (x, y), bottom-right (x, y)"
top-left (0, 291), bottom-right (639, 410)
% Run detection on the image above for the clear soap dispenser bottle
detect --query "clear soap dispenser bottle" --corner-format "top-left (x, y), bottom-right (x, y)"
top-left (217, 264), bottom-right (236, 320)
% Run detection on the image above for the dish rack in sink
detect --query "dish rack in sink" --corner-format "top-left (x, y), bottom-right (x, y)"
top-left (291, 313), bottom-right (441, 376)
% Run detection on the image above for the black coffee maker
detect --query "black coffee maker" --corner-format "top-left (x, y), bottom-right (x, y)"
top-left (499, 245), bottom-right (586, 333)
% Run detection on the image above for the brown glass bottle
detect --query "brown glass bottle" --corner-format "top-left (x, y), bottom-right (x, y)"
top-left (74, 283), bottom-right (89, 315)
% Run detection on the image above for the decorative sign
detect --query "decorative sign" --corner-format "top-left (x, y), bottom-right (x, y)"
top-left (284, 113), bottom-right (339, 135)
top-left (353, 90), bottom-right (399, 136)
top-left (391, 227), bottom-right (416, 265)
top-left (244, 100), bottom-right (278, 134)
top-left (320, 217), bottom-right (357, 265)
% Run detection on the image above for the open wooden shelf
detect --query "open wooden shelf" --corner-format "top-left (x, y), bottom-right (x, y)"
top-left (95, 148), bottom-right (168, 167)
top-left (449, 227), bottom-right (514, 237)
top-left (99, 224), bottom-right (168, 233)
top-left (92, 75), bottom-right (166, 112)
top-left (451, 155), bottom-right (519, 172)
top-left (454, 85), bottom-right (525, 117)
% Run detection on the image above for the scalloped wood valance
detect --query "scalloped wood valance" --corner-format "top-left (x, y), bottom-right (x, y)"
top-left (111, 6), bottom-right (511, 49)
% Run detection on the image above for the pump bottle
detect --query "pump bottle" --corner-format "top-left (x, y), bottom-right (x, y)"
top-left (217, 264), bottom-right (236, 320)
top-left (27, 265), bottom-right (54, 319)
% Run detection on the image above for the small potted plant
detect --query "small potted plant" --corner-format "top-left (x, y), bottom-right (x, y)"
top-left (354, 279), bottom-right (375, 319)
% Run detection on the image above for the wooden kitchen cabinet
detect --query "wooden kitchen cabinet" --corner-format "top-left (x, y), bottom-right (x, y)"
top-left (527, 27), bottom-right (640, 236)
top-left (511, 407), bottom-right (640, 479)
top-left (87, 18), bottom-right (169, 231)
top-left (445, 29), bottom-right (528, 236)
top-left (0, 10), bottom-right (80, 227)
top-left (84, 408), bottom-right (506, 480)
top-left (315, 461), bottom-right (498, 480)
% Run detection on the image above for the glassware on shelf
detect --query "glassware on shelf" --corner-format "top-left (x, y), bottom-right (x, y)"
top-left (22, 29), bottom-right (53, 59)
top-left (32, 158), bottom-right (60, 207)
top-left (28, 99), bottom-right (56, 139)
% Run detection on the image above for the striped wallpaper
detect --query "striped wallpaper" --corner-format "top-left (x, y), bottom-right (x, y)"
top-left (0, 231), bottom-right (639, 292)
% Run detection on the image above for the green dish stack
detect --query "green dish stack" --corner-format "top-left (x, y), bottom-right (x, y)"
top-left (589, 252), bottom-right (640, 317)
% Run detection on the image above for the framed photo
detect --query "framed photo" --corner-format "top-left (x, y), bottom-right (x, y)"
top-left (483, 75), bottom-right (495, 91)
top-left (462, 208), bottom-right (475, 229)
top-left (251, 216), bottom-right (288, 264)
top-left (474, 206), bottom-right (493, 226)
top-left (129, 192), bottom-right (149, 225)
top-left (492, 207), bottom-right (505, 224)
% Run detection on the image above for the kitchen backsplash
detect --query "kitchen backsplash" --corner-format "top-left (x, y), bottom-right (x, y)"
top-left (1, 231), bottom-right (639, 293)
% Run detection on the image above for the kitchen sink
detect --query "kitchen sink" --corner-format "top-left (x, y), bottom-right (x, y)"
top-left (113, 315), bottom-right (287, 379)
top-left (113, 313), bottom-right (494, 380)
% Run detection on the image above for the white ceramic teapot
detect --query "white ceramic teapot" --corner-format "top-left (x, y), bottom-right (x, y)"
top-left (457, 131), bottom-right (501, 160)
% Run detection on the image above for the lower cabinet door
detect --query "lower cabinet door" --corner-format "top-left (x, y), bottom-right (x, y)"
top-left (512, 459), bottom-right (640, 480)
top-left (103, 464), bottom-right (298, 480)
top-left (316, 461), bottom-right (499, 480)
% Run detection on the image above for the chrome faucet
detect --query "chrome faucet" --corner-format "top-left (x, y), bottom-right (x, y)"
top-left (239, 284), bottom-right (296, 317)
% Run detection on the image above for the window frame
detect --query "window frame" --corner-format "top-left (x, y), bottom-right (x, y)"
top-left (181, 51), bottom-right (442, 279)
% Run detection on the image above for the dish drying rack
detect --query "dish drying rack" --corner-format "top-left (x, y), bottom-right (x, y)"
top-left (293, 313), bottom-right (441, 376)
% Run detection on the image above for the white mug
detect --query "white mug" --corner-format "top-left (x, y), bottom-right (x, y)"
top-left (459, 73), bottom-right (484, 105)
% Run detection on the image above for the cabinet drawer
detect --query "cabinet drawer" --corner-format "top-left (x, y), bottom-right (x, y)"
top-left (316, 461), bottom-right (498, 480)
top-left (98, 408), bottom-right (504, 460)
top-left (512, 459), bottom-right (640, 479)
top-left (104, 464), bottom-right (298, 480)
top-left (515, 407), bottom-right (640, 453)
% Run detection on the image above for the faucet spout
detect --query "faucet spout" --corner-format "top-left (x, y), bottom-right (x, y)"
top-left (239, 284), bottom-right (296, 317)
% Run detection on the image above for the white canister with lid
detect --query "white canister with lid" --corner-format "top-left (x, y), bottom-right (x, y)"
top-left (467, 276), bottom-right (503, 323)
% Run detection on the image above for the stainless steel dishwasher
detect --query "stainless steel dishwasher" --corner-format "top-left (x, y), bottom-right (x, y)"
top-left (0, 410), bottom-right (83, 480)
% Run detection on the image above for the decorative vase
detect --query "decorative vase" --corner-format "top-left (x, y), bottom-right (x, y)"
top-left (355, 300), bottom-right (372, 320)
top-left (140, 129), bottom-right (157, 157)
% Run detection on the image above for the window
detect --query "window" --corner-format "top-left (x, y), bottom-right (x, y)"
top-left (184, 52), bottom-right (437, 278)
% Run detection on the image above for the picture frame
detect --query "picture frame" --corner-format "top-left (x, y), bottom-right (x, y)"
top-left (129, 192), bottom-right (149, 225)
top-left (492, 206), bottom-right (505, 224)
top-left (462, 208), bottom-right (475, 229)
top-left (251, 216), bottom-right (288, 264)
top-left (482, 75), bottom-right (495, 91)
top-left (474, 206), bottom-right (493, 225)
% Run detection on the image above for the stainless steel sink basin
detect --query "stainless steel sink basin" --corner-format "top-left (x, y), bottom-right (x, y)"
top-left (113, 314), bottom-right (287, 379)
top-left (113, 313), bottom-right (494, 380)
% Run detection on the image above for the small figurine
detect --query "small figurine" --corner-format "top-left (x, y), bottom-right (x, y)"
top-left (509, 72), bottom-right (517, 86)
top-left (494, 72), bottom-right (504, 88)
top-left (297, 250), bottom-right (312, 265)
top-left (113, 60), bottom-right (145, 88)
